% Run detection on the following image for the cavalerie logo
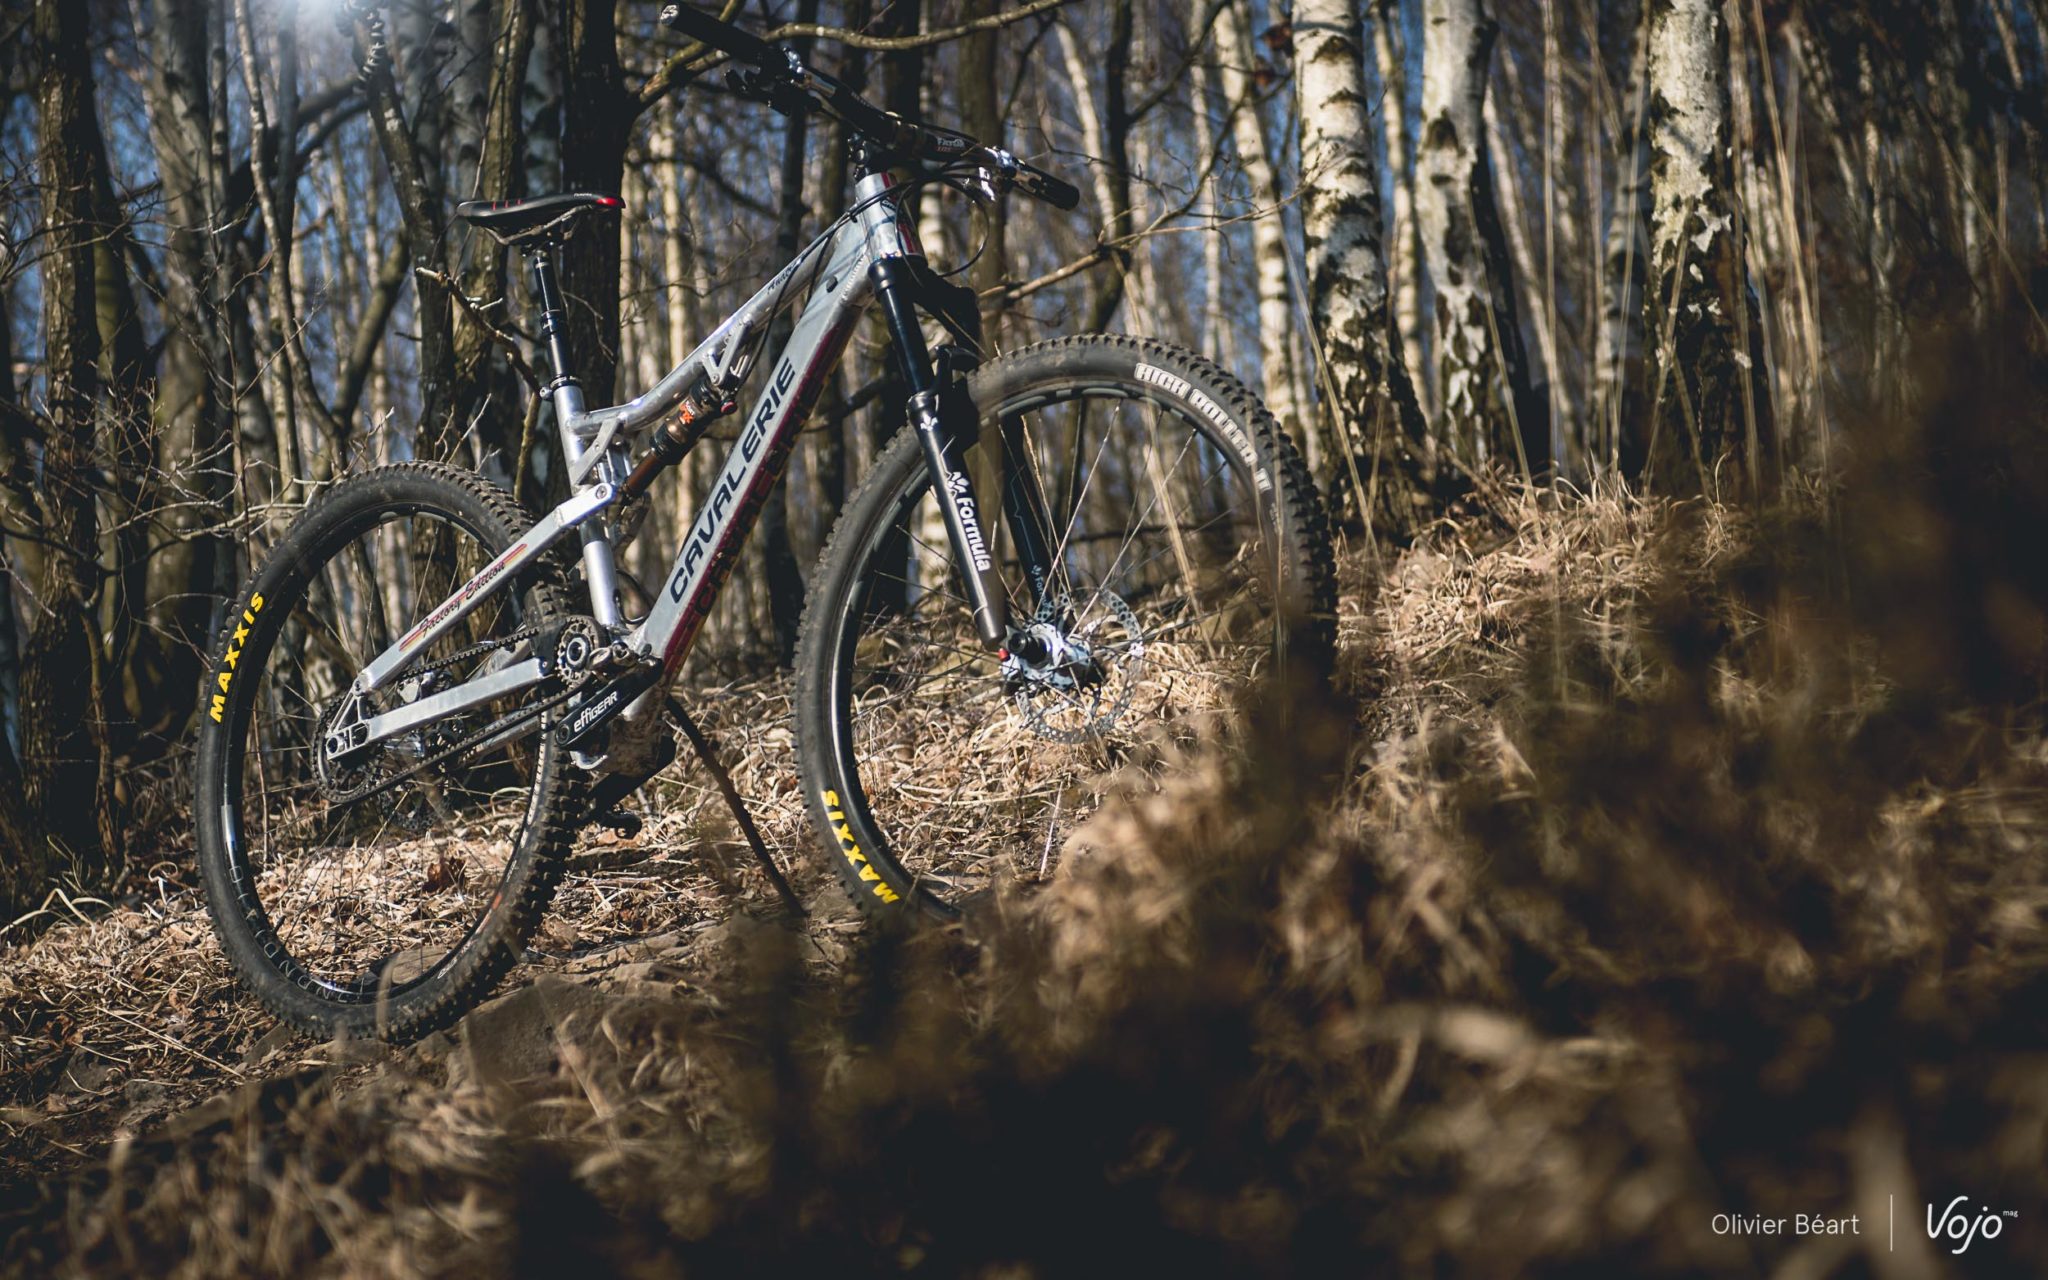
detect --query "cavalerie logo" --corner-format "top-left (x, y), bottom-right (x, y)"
top-left (209, 593), bottom-right (265, 723)
top-left (670, 358), bottom-right (798, 602)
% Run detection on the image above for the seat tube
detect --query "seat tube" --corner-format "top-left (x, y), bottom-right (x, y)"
top-left (857, 171), bottom-right (1009, 647)
top-left (528, 249), bottom-right (624, 629)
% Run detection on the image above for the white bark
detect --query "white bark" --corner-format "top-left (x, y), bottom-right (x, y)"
top-left (1191, 52), bottom-right (1232, 366)
top-left (1217, 1), bottom-right (1308, 439)
top-left (1372, 1), bottom-right (1429, 422)
top-left (1642, 0), bottom-right (1759, 487)
top-left (1416, 0), bottom-right (1507, 461)
top-left (1594, 20), bottom-right (1652, 461)
top-left (1296, 0), bottom-right (1428, 514)
top-left (655, 112), bottom-right (692, 373)
top-left (1055, 21), bottom-right (1120, 238)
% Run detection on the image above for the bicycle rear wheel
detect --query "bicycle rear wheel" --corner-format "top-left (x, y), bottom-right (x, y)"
top-left (794, 336), bottom-right (1335, 915)
top-left (193, 463), bottom-right (577, 1040)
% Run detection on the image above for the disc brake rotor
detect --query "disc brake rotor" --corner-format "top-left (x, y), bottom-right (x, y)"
top-left (1002, 590), bottom-right (1146, 744)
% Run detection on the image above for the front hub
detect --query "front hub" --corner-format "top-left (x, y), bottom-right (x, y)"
top-left (999, 591), bottom-right (1145, 743)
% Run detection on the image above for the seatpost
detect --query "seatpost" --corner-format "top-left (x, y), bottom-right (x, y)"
top-left (527, 248), bottom-right (577, 388)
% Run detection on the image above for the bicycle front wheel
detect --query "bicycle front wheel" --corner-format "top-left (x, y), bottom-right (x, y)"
top-left (794, 336), bottom-right (1335, 916)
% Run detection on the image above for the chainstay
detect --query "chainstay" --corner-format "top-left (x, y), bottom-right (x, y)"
top-left (321, 668), bottom-right (587, 819)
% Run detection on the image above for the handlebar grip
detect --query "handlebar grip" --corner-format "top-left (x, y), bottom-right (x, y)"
top-left (1018, 162), bottom-right (1081, 212)
top-left (659, 4), bottom-right (775, 67)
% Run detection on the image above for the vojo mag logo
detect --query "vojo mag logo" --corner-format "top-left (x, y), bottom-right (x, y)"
top-left (1927, 1196), bottom-right (2016, 1256)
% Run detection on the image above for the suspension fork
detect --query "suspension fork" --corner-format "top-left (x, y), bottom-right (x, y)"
top-left (870, 256), bottom-right (1067, 648)
top-left (872, 256), bottom-right (1011, 646)
top-left (995, 409), bottom-right (1060, 615)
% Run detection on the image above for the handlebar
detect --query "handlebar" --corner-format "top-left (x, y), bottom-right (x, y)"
top-left (657, 3), bottom-right (1080, 212)
top-left (659, 1), bottom-right (775, 67)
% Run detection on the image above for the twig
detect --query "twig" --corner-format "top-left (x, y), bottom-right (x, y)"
top-left (100, 1009), bottom-right (249, 1081)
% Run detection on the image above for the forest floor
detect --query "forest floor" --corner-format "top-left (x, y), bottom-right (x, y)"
top-left (3, 471), bottom-right (2048, 1277)
top-left (0, 674), bottom-right (833, 1182)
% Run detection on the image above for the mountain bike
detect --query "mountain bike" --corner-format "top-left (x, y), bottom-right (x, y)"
top-left (193, 4), bottom-right (1336, 1040)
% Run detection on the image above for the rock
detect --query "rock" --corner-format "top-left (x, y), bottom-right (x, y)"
top-left (565, 843), bottom-right (657, 872)
top-left (600, 960), bottom-right (686, 987)
top-left (240, 1024), bottom-right (298, 1067)
top-left (149, 1092), bottom-right (238, 1144)
top-left (56, 1050), bottom-right (120, 1095)
top-left (455, 975), bottom-right (607, 1090)
top-left (302, 1037), bottom-right (383, 1067)
top-left (562, 930), bottom-right (686, 974)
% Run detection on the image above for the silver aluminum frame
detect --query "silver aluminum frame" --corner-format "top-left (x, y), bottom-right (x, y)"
top-left (336, 173), bottom-right (913, 754)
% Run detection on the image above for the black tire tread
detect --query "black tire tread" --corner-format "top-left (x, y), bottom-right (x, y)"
top-left (195, 462), bottom-right (578, 1042)
top-left (792, 335), bottom-right (1336, 917)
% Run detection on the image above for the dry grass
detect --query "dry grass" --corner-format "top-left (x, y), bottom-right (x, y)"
top-left (6, 338), bottom-right (2048, 1275)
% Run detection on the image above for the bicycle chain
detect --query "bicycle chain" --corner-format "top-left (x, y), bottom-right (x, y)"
top-left (317, 620), bottom-right (569, 815)
top-left (404, 622), bottom-right (544, 686)
top-left (321, 667), bottom-right (592, 818)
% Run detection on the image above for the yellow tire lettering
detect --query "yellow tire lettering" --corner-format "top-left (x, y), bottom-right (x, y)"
top-left (874, 885), bottom-right (899, 904)
top-left (823, 789), bottom-right (839, 808)
top-left (217, 670), bottom-right (231, 693)
top-left (210, 694), bottom-right (227, 723)
top-left (858, 863), bottom-right (880, 882)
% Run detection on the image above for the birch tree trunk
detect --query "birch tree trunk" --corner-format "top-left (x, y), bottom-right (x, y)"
top-left (1295, 0), bottom-right (1433, 530)
top-left (759, 0), bottom-right (821, 663)
top-left (1089, 0), bottom-right (1137, 332)
top-left (142, 0), bottom-right (234, 729)
top-left (345, 1), bottom-right (461, 459)
top-left (558, 0), bottom-right (633, 410)
top-left (1416, 0), bottom-right (1528, 467)
top-left (450, 0), bottom-right (535, 484)
top-left (1637, 0), bottom-right (1766, 492)
top-left (1372, 0), bottom-right (1430, 423)
top-left (1218, 0), bottom-right (1309, 443)
top-left (1191, 51), bottom-right (1232, 365)
top-left (1592, 8), bottom-right (1652, 469)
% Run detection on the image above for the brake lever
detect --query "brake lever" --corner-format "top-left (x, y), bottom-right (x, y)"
top-left (725, 66), bottom-right (807, 119)
top-left (971, 148), bottom-right (1019, 203)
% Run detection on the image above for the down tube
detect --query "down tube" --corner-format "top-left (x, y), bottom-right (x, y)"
top-left (640, 294), bottom-right (866, 674)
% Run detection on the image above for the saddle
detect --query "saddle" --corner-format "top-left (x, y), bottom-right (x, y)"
top-left (454, 193), bottom-right (622, 247)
